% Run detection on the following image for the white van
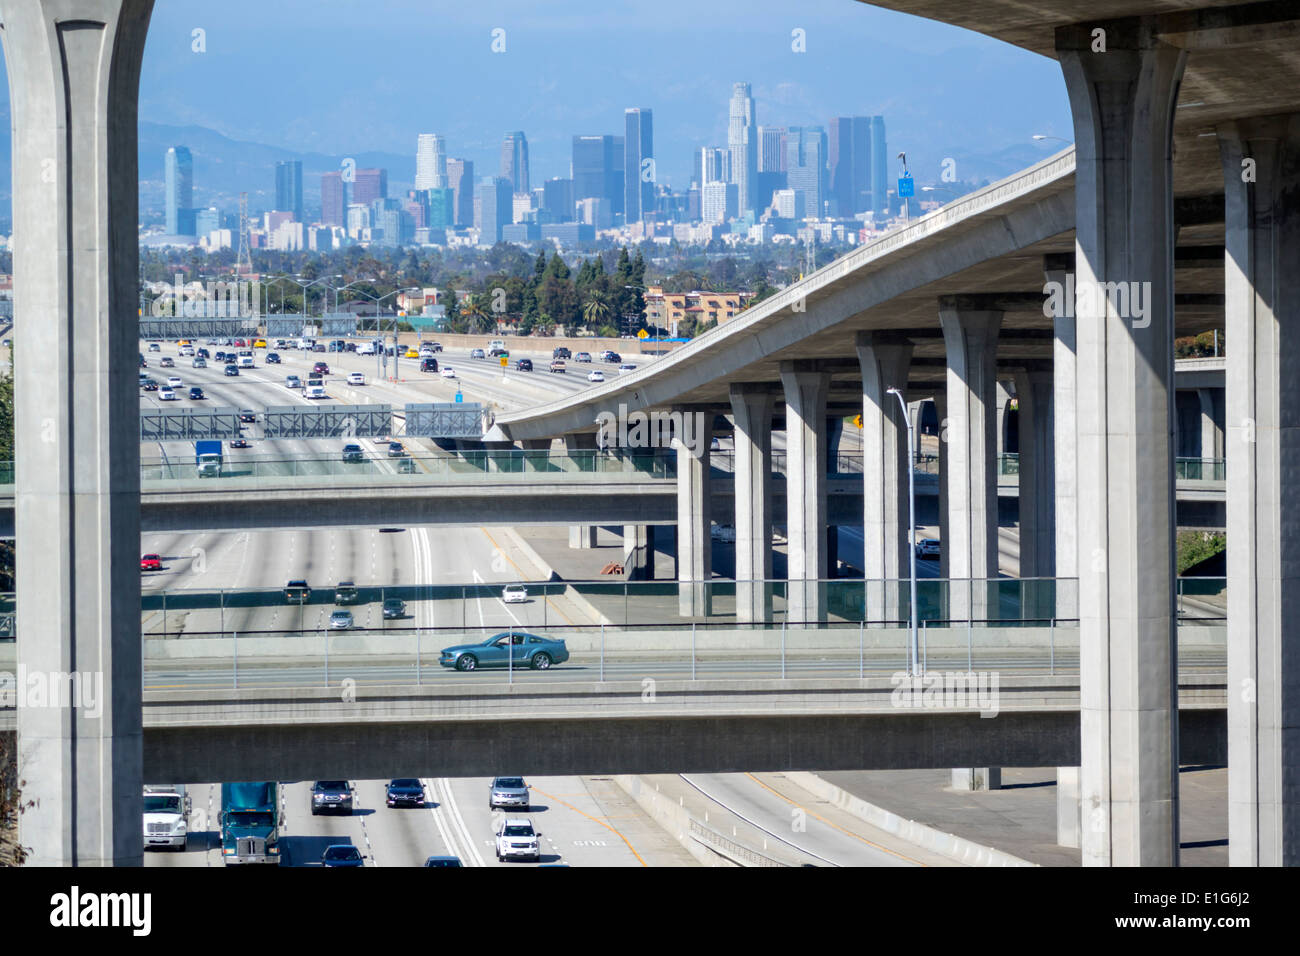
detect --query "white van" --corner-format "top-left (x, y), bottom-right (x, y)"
top-left (357, 340), bottom-right (377, 355)
top-left (297, 337), bottom-right (314, 351)
top-left (237, 355), bottom-right (254, 368)
top-left (305, 385), bottom-right (326, 399)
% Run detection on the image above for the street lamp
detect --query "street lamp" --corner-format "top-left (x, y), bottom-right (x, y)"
top-left (1032, 134), bottom-right (1072, 145)
top-left (345, 286), bottom-right (419, 380)
top-left (887, 386), bottom-right (920, 676)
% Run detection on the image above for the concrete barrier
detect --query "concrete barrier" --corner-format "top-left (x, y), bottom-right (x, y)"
top-left (786, 771), bottom-right (1038, 867)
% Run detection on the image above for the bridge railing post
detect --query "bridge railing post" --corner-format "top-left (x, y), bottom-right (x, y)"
top-left (691, 621), bottom-right (696, 680)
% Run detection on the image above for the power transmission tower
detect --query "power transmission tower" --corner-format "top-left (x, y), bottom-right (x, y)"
top-left (236, 192), bottom-right (251, 277)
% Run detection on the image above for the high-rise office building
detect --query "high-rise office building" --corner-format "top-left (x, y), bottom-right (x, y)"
top-left (871, 115), bottom-right (888, 216)
top-left (541, 177), bottom-right (575, 222)
top-left (758, 126), bottom-right (787, 173)
top-left (624, 108), bottom-right (654, 223)
top-left (500, 131), bottom-right (529, 194)
top-left (446, 159), bottom-right (475, 227)
top-left (476, 176), bottom-right (513, 244)
top-left (274, 160), bottom-right (304, 221)
top-left (701, 180), bottom-right (738, 223)
top-left (698, 146), bottom-right (728, 186)
top-left (165, 146), bottom-right (194, 235)
top-left (352, 168), bottom-right (388, 206)
top-left (785, 126), bottom-right (827, 219)
top-left (727, 82), bottom-right (758, 217)
top-left (828, 116), bottom-right (874, 216)
top-left (425, 187), bottom-right (454, 230)
top-left (572, 135), bottom-right (624, 216)
top-left (415, 134), bottom-right (447, 190)
top-left (321, 171), bottom-right (346, 226)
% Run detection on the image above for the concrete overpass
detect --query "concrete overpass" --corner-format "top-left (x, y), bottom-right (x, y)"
top-left (3, 0), bottom-right (1296, 866)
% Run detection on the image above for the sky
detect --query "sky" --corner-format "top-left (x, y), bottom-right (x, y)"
top-left (0, 0), bottom-right (1074, 214)
top-left (133, 0), bottom-right (1071, 187)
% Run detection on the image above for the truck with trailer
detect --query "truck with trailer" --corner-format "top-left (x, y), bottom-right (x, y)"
top-left (195, 439), bottom-right (223, 477)
top-left (219, 781), bottom-right (282, 865)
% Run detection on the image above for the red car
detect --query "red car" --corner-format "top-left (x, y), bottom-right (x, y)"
top-left (140, 554), bottom-right (161, 571)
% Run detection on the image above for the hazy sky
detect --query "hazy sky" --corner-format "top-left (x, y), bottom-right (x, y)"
top-left (118, 0), bottom-right (1072, 190)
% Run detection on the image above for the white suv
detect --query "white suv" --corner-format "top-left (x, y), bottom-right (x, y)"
top-left (495, 819), bottom-right (541, 863)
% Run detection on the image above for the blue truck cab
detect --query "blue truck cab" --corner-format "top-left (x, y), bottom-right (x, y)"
top-left (220, 781), bottom-right (282, 865)
top-left (195, 439), bottom-right (223, 477)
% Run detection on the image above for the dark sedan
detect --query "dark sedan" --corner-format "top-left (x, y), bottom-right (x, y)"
top-left (439, 631), bottom-right (569, 672)
top-left (321, 845), bottom-right (365, 868)
top-left (224, 364), bottom-right (239, 376)
top-left (386, 779), bottom-right (426, 808)
top-left (266, 352), bottom-right (281, 364)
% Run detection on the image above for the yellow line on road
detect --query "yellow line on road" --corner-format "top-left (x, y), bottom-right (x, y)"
top-left (529, 783), bottom-right (647, 867)
top-left (478, 528), bottom-right (578, 627)
top-left (743, 772), bottom-right (929, 866)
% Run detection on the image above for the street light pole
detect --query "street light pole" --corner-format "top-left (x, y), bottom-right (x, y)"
top-left (888, 387), bottom-right (920, 676)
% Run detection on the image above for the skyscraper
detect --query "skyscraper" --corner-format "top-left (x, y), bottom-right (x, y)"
top-left (572, 135), bottom-right (624, 216)
top-left (500, 131), bottom-right (529, 194)
top-left (785, 126), bottom-right (827, 219)
top-left (624, 108), bottom-right (654, 223)
top-left (352, 168), bottom-right (388, 206)
top-left (871, 115), bottom-right (888, 216)
top-left (829, 116), bottom-right (874, 216)
top-left (165, 146), bottom-right (194, 236)
top-left (476, 176), bottom-right (513, 244)
top-left (415, 134), bottom-right (447, 190)
top-left (541, 177), bottom-right (575, 222)
top-left (446, 159), bottom-right (475, 227)
top-left (758, 126), bottom-right (787, 173)
top-left (321, 171), bottom-right (346, 226)
top-left (274, 160), bottom-right (304, 221)
top-left (697, 147), bottom-right (729, 185)
top-left (727, 83), bottom-right (758, 217)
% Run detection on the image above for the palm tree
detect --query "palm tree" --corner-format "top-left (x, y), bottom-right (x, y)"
top-left (583, 295), bottom-right (611, 328)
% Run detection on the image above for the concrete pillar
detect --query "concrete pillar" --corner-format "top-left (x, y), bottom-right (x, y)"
top-left (1012, 369), bottom-right (1055, 584)
top-left (729, 384), bottom-right (774, 623)
top-left (1057, 767), bottom-right (1082, 849)
top-left (7, 0), bottom-right (154, 866)
top-left (565, 433), bottom-right (598, 548)
top-left (520, 437), bottom-right (551, 471)
top-left (996, 380), bottom-right (1014, 458)
top-left (1059, 21), bottom-right (1185, 866)
top-left (1196, 388), bottom-right (1222, 469)
top-left (951, 768), bottom-right (1001, 791)
top-left (1218, 112), bottom-right (1300, 867)
top-left (939, 302), bottom-right (1001, 622)
top-left (934, 393), bottom-right (950, 583)
top-left (856, 332), bottom-right (913, 622)
top-left (780, 363), bottom-right (831, 624)
top-left (675, 408), bottom-right (713, 617)
top-left (623, 525), bottom-right (655, 579)
top-left (1045, 254), bottom-right (1079, 622)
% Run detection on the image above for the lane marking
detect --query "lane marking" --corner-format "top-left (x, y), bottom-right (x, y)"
top-left (742, 772), bottom-right (928, 867)
top-left (478, 527), bottom-right (579, 627)
top-left (528, 783), bottom-right (646, 867)
top-left (437, 778), bottom-right (486, 867)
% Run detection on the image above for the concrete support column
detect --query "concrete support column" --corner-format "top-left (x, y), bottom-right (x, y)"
top-left (1218, 113), bottom-right (1300, 867)
top-left (565, 433), bottom-right (599, 548)
top-left (856, 332), bottom-right (913, 622)
top-left (951, 768), bottom-right (1001, 791)
top-left (1057, 767), bottom-right (1082, 849)
top-left (1196, 387), bottom-right (1222, 467)
top-left (996, 380), bottom-right (1014, 458)
top-left (6, 0), bottom-right (155, 866)
top-left (729, 384), bottom-right (774, 623)
top-left (1046, 254), bottom-right (1079, 622)
top-left (934, 393), bottom-right (949, 583)
top-left (1059, 21), bottom-right (1185, 866)
top-left (520, 437), bottom-right (551, 472)
top-left (623, 525), bottom-right (654, 580)
top-left (939, 302), bottom-right (1002, 622)
top-left (780, 363), bottom-right (831, 624)
top-left (675, 408), bottom-right (713, 617)
top-left (1013, 368), bottom-right (1056, 584)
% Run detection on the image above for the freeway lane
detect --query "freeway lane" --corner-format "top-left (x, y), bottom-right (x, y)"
top-left (142, 776), bottom-right (690, 867)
